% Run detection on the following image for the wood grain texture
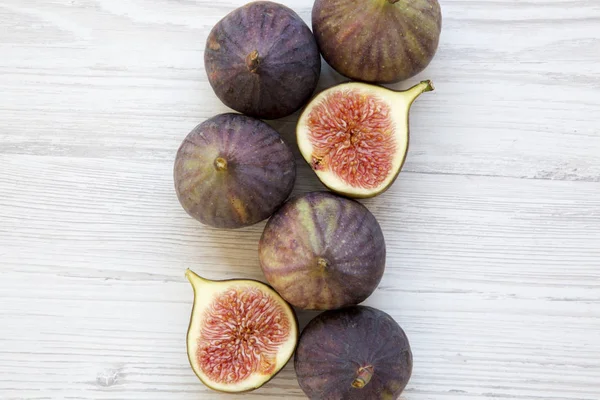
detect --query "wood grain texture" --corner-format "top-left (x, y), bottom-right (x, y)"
top-left (1, 0), bottom-right (599, 399)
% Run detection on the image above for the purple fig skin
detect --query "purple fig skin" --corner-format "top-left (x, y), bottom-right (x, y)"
top-left (174, 113), bottom-right (296, 229)
top-left (259, 192), bottom-right (385, 310)
top-left (295, 306), bottom-right (413, 400)
top-left (312, 0), bottom-right (442, 83)
top-left (205, 1), bottom-right (322, 120)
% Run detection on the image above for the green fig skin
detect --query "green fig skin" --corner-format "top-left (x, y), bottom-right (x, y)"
top-left (312, 0), bottom-right (442, 83)
top-left (259, 192), bottom-right (386, 310)
top-left (174, 113), bottom-right (296, 229)
top-left (295, 306), bottom-right (413, 400)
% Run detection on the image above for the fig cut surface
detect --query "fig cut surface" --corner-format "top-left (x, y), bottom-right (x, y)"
top-left (297, 80), bottom-right (434, 198)
top-left (185, 269), bottom-right (298, 393)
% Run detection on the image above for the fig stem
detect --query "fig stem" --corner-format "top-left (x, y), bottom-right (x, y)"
top-left (352, 365), bottom-right (374, 389)
top-left (317, 257), bottom-right (328, 271)
top-left (246, 50), bottom-right (260, 73)
top-left (185, 269), bottom-right (208, 287)
top-left (400, 80), bottom-right (435, 105)
top-left (387, 0), bottom-right (401, 3)
top-left (214, 157), bottom-right (228, 171)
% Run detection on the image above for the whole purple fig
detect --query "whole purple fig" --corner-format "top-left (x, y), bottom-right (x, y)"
top-left (259, 191), bottom-right (385, 310)
top-left (295, 306), bottom-right (413, 400)
top-left (205, 1), bottom-right (321, 119)
top-left (174, 113), bottom-right (295, 229)
top-left (312, 0), bottom-right (442, 83)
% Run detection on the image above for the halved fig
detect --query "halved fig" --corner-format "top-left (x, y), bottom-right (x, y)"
top-left (295, 306), bottom-right (413, 400)
top-left (297, 80), bottom-right (434, 198)
top-left (185, 269), bottom-right (298, 393)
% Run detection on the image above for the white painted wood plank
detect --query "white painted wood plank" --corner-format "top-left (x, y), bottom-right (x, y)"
top-left (1, 0), bottom-right (599, 399)
top-left (1, 0), bottom-right (599, 180)
top-left (1, 155), bottom-right (599, 399)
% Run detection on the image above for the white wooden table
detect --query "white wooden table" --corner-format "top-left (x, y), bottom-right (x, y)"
top-left (1, 1), bottom-right (599, 399)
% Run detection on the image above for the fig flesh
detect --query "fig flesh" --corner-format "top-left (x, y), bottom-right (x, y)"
top-left (295, 306), bottom-right (413, 400)
top-left (297, 80), bottom-right (434, 198)
top-left (312, 0), bottom-right (442, 83)
top-left (174, 113), bottom-right (295, 229)
top-left (205, 1), bottom-right (321, 119)
top-left (259, 191), bottom-right (385, 310)
top-left (185, 269), bottom-right (298, 393)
